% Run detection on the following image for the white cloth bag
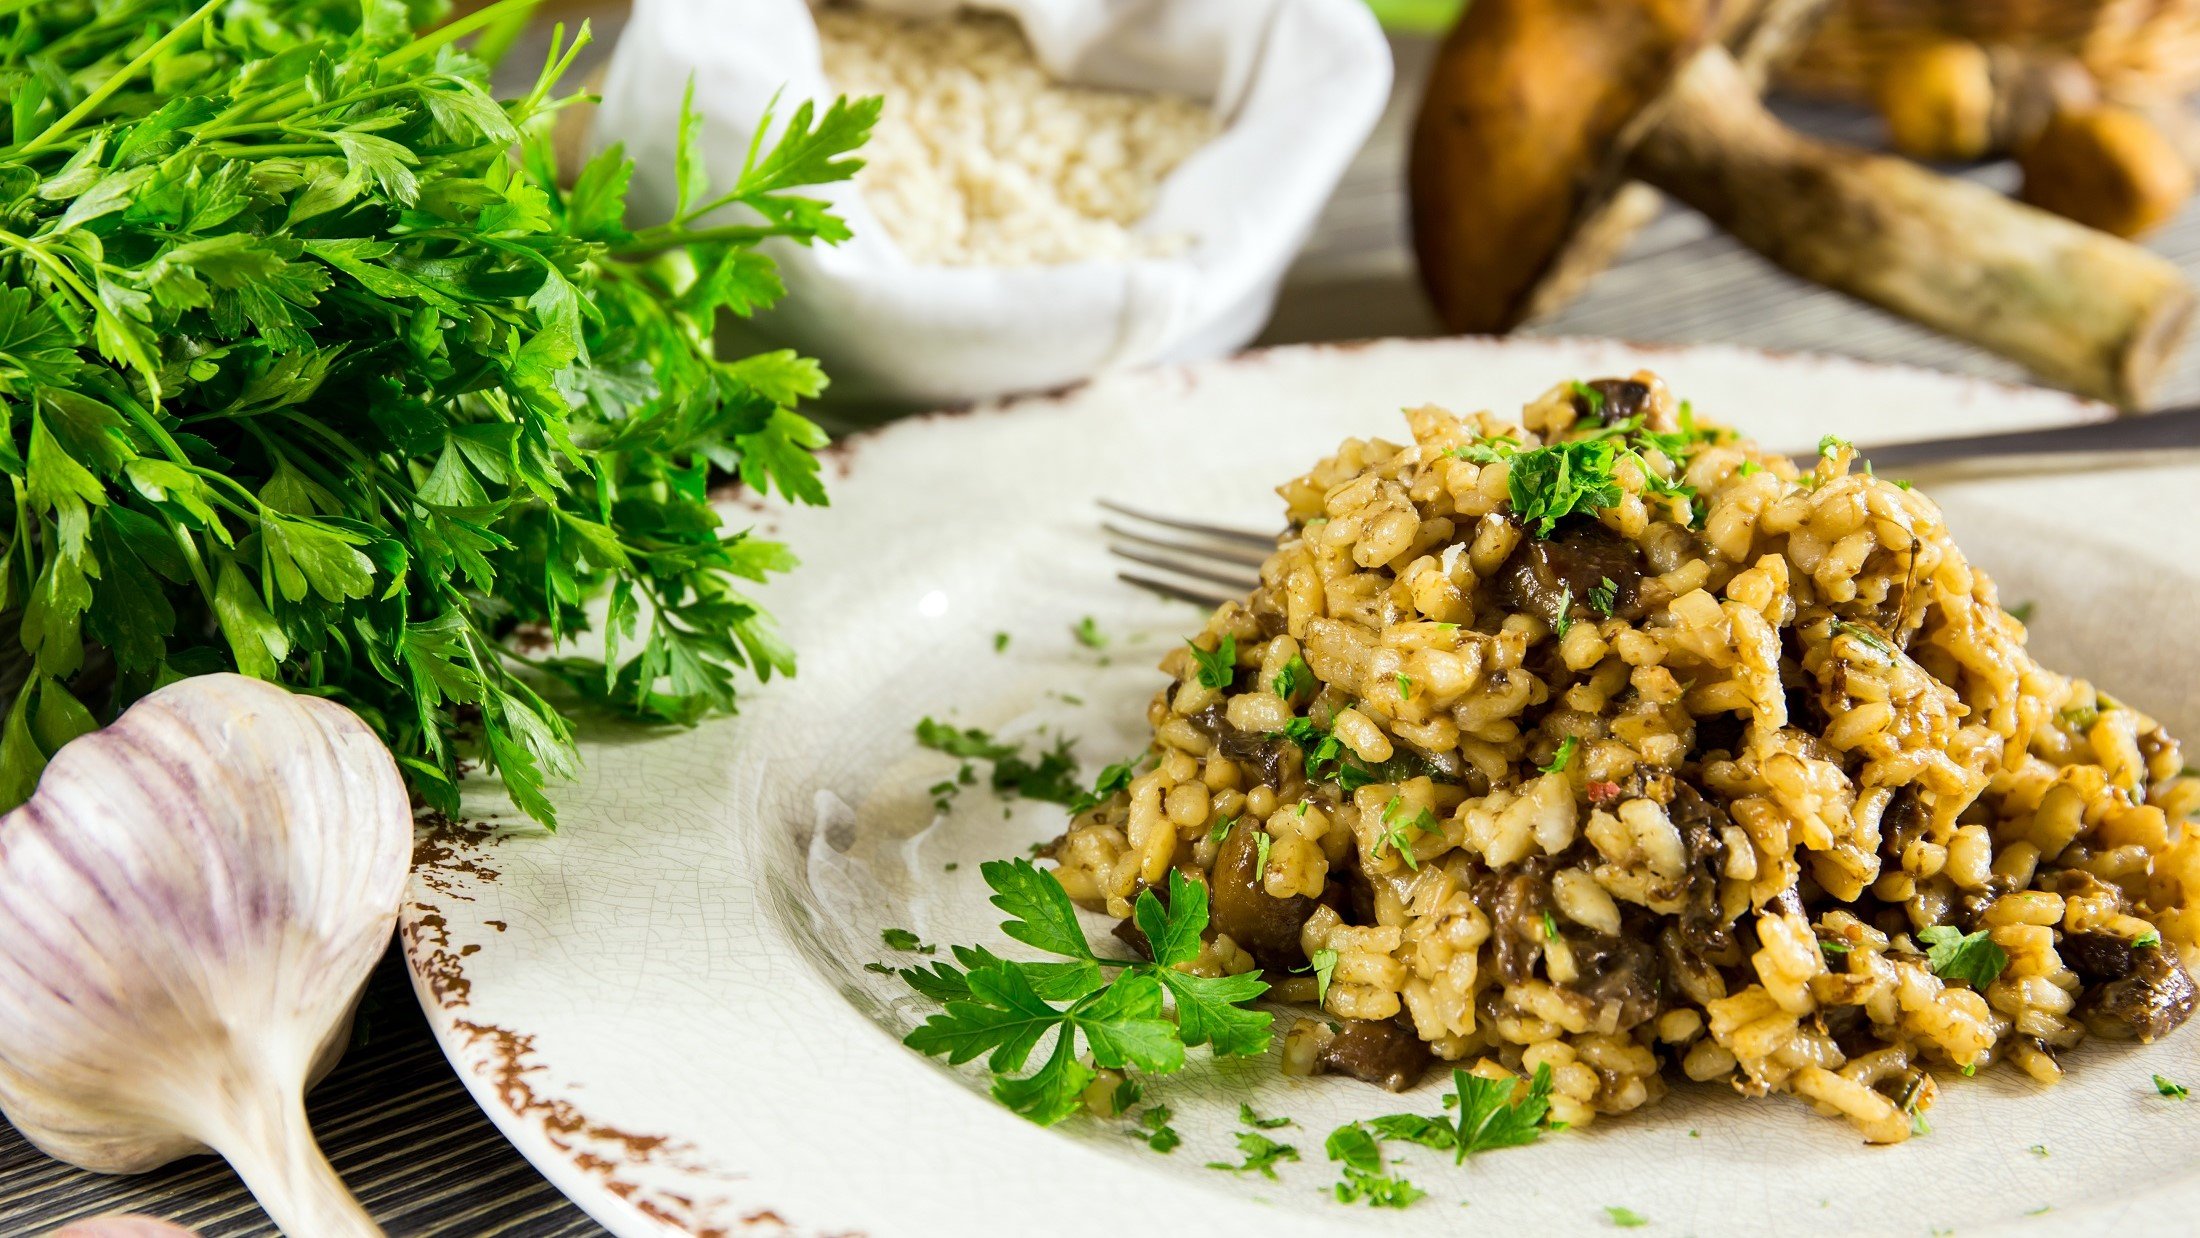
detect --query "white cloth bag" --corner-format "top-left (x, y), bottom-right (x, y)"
top-left (594, 0), bottom-right (1393, 405)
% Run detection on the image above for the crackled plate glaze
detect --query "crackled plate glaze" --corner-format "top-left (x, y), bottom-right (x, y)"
top-left (403, 338), bottom-right (2200, 1238)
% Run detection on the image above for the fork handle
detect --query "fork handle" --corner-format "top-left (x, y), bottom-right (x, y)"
top-left (1793, 405), bottom-right (2200, 471)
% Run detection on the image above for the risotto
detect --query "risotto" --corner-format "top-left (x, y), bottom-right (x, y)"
top-left (1049, 372), bottom-right (2200, 1142)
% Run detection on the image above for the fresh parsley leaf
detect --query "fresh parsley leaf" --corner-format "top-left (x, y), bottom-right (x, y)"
top-left (1271, 654), bottom-right (1312, 699)
top-left (881, 928), bottom-right (934, 954)
top-left (1543, 910), bottom-right (1560, 941)
top-left (1207, 814), bottom-right (1236, 845)
top-left (1365, 1112), bottom-right (1456, 1150)
top-left (1240, 1103), bottom-right (1293, 1130)
top-left (993, 631), bottom-right (1011, 653)
top-left (1449, 1063), bottom-right (1563, 1160)
top-left (1306, 947), bottom-right (1339, 1006)
top-left (1540, 735), bottom-right (1580, 774)
top-left (1071, 756), bottom-right (1139, 813)
top-left (1073, 616), bottom-right (1107, 649)
top-left (1605, 1205), bottom-right (1649, 1228)
top-left (1396, 673), bottom-right (1414, 700)
top-left (1552, 585), bottom-right (1575, 638)
top-left (2138, 931), bottom-right (2163, 949)
top-left (902, 859), bottom-right (1270, 1124)
top-left (1817, 435), bottom-right (1851, 458)
top-left (1255, 830), bottom-right (1273, 880)
top-left (1916, 926), bottom-right (2009, 990)
top-left (1189, 635), bottom-right (1237, 691)
top-left (2157, 1074), bottom-right (2189, 1099)
top-left (1590, 576), bottom-right (1619, 617)
top-left (1206, 1131), bottom-right (1299, 1179)
top-left (983, 858), bottom-right (1098, 960)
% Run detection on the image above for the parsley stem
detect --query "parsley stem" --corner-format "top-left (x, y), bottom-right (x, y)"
top-left (0, 230), bottom-right (162, 402)
top-left (615, 224), bottom-right (785, 257)
top-left (17, 0), bottom-right (221, 155)
top-left (385, 0), bottom-right (548, 69)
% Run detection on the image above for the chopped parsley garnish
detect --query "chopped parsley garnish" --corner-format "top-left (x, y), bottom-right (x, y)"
top-left (1833, 621), bottom-right (1895, 658)
top-left (1590, 577), bottom-right (1619, 617)
top-left (1208, 814), bottom-right (1237, 845)
top-left (1737, 459), bottom-right (1762, 477)
top-left (1255, 831), bottom-right (1274, 880)
top-left (1507, 438), bottom-right (1628, 537)
top-left (1540, 736), bottom-right (1580, 774)
top-left (2061, 705), bottom-right (2101, 732)
top-left (1895, 479), bottom-right (1914, 491)
top-left (1306, 948), bottom-right (1339, 1005)
top-left (1188, 635), bottom-right (1237, 690)
top-left (1366, 1113), bottom-right (1457, 1149)
top-left (1570, 380), bottom-right (1607, 420)
top-left (1207, 1131), bottom-right (1299, 1179)
top-left (915, 718), bottom-right (1085, 807)
top-left (993, 631), bottom-right (1011, 653)
top-left (882, 928), bottom-right (935, 954)
top-left (1326, 1124), bottom-right (1426, 1209)
top-left (1069, 757), bottom-right (1140, 813)
top-left (1819, 939), bottom-right (1851, 956)
top-left (945, 862), bottom-right (960, 872)
top-left (1605, 1205), bottom-right (1649, 1228)
top-left (1817, 434), bottom-right (1851, 458)
top-left (1272, 655), bottom-right (1313, 700)
top-left (1397, 673), bottom-right (1414, 700)
top-left (1451, 435), bottom-right (1521, 463)
top-left (1917, 926), bottom-right (2008, 990)
top-left (1552, 585), bottom-right (1575, 638)
top-left (2007, 601), bottom-right (2036, 623)
top-left (2138, 931), bottom-right (2163, 949)
top-left (1240, 1103), bottom-right (1293, 1130)
top-left (1374, 796), bottom-right (1439, 870)
top-left (899, 863), bottom-right (1271, 1125)
top-left (1543, 910), bottom-right (1561, 941)
top-left (2156, 1074), bottom-right (2189, 1099)
top-left (1110, 1077), bottom-right (1142, 1113)
top-left (863, 962), bottom-right (897, 975)
top-left (1137, 1104), bottom-right (1180, 1152)
top-left (1073, 616), bottom-right (1107, 649)
top-left (2030, 1145), bottom-right (2049, 1157)
top-left (915, 718), bottom-right (1017, 761)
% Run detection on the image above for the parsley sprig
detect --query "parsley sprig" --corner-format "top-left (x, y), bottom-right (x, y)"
top-left (1917, 926), bottom-right (2009, 989)
top-left (900, 860), bottom-right (1272, 1125)
top-left (0, 0), bottom-right (878, 823)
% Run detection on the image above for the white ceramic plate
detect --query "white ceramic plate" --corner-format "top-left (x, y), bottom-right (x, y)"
top-left (402, 338), bottom-right (2200, 1238)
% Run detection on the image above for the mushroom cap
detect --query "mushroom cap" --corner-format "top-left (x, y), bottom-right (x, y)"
top-left (1408, 0), bottom-right (1717, 333)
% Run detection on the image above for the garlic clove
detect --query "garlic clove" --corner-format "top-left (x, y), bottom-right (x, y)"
top-left (0, 674), bottom-right (410, 1237)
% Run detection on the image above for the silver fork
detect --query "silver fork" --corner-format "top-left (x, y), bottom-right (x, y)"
top-left (1103, 407), bottom-right (2200, 608)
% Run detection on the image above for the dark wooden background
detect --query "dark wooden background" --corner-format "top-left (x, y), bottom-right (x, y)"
top-left (10, 16), bottom-right (2200, 1238)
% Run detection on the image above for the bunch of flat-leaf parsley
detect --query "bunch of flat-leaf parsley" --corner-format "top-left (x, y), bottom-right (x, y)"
top-left (0, 0), bottom-right (877, 822)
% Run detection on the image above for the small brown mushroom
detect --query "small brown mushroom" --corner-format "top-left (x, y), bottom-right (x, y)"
top-left (1409, 0), bottom-right (2195, 407)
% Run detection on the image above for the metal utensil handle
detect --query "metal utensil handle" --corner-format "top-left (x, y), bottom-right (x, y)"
top-left (1787, 406), bottom-right (2200, 470)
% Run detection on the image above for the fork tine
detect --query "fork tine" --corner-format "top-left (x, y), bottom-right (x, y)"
top-left (1098, 499), bottom-right (1277, 550)
top-left (1102, 522), bottom-right (1271, 569)
top-left (1107, 545), bottom-right (1261, 591)
top-left (1117, 571), bottom-right (1235, 610)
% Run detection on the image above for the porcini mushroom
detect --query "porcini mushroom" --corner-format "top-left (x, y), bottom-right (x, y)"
top-left (1410, 0), bottom-right (2195, 407)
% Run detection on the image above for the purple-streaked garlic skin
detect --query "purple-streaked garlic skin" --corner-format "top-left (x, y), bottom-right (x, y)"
top-left (0, 674), bottom-right (408, 1235)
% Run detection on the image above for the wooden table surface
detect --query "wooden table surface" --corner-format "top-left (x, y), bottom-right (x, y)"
top-left (9, 27), bottom-right (2200, 1238)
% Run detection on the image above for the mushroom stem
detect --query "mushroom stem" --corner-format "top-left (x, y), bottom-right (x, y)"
top-left (1632, 48), bottom-right (2195, 407)
top-left (204, 1071), bottom-right (381, 1238)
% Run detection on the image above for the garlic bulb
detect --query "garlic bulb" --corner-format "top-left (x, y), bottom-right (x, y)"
top-left (0, 674), bottom-right (411, 1237)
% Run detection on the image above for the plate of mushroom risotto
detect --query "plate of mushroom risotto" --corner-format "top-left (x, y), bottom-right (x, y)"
top-left (404, 337), bottom-right (2200, 1237)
